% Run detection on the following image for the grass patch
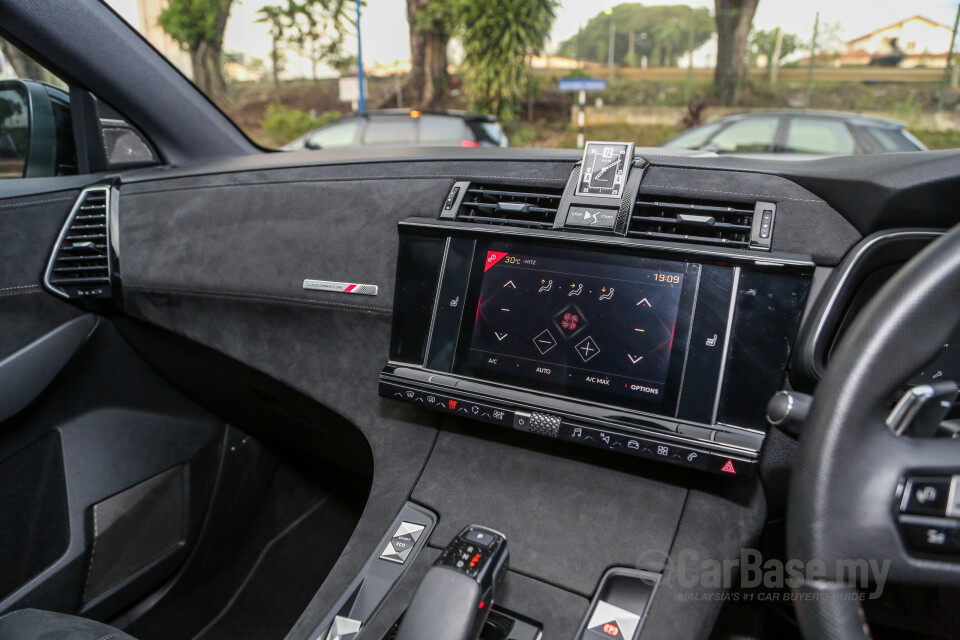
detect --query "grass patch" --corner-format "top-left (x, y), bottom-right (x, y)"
top-left (911, 129), bottom-right (960, 150)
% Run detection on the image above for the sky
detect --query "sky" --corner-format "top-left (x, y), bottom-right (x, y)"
top-left (107, 0), bottom-right (960, 73)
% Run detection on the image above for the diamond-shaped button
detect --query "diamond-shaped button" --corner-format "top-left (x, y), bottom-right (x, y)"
top-left (575, 336), bottom-right (601, 362)
top-left (379, 521), bottom-right (426, 564)
top-left (532, 329), bottom-right (557, 355)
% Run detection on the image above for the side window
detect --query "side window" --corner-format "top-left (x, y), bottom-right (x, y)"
top-left (709, 118), bottom-right (779, 153)
top-left (664, 121), bottom-right (724, 149)
top-left (308, 121), bottom-right (360, 149)
top-left (0, 38), bottom-right (77, 179)
top-left (419, 116), bottom-right (470, 146)
top-left (362, 117), bottom-right (417, 146)
top-left (864, 126), bottom-right (924, 152)
top-left (784, 118), bottom-right (857, 155)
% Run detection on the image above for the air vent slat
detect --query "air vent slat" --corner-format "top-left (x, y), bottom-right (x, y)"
top-left (630, 194), bottom-right (757, 248)
top-left (44, 187), bottom-right (113, 299)
top-left (452, 182), bottom-right (564, 229)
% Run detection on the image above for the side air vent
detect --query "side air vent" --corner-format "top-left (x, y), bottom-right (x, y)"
top-left (629, 196), bottom-right (758, 249)
top-left (45, 187), bottom-right (113, 299)
top-left (455, 183), bottom-right (564, 229)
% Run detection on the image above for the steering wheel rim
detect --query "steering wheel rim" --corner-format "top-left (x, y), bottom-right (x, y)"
top-left (787, 222), bottom-right (960, 639)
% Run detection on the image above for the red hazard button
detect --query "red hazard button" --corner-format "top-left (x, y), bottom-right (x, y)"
top-left (720, 459), bottom-right (737, 475)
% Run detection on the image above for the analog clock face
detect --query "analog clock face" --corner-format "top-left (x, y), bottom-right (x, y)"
top-left (576, 142), bottom-right (634, 198)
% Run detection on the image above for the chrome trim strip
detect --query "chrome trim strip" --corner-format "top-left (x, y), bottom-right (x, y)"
top-left (672, 264), bottom-right (702, 414)
top-left (422, 237), bottom-right (451, 366)
top-left (43, 186), bottom-right (112, 300)
top-left (886, 384), bottom-right (936, 436)
top-left (712, 267), bottom-right (741, 425)
top-left (800, 229), bottom-right (942, 380)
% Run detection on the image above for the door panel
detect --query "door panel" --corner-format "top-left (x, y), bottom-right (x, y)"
top-left (0, 185), bottom-right (225, 620)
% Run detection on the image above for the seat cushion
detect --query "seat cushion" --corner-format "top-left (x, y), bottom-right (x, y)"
top-left (0, 609), bottom-right (137, 640)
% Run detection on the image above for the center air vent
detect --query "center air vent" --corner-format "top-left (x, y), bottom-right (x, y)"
top-left (45, 186), bottom-right (113, 299)
top-left (629, 196), bottom-right (763, 249)
top-left (455, 183), bottom-right (564, 229)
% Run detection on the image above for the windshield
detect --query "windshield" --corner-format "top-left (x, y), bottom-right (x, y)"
top-left (103, 0), bottom-right (960, 157)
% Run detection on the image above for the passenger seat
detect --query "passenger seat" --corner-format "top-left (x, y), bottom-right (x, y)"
top-left (0, 609), bottom-right (136, 640)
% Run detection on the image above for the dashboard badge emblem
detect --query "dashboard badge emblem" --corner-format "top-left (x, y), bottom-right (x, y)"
top-left (303, 280), bottom-right (378, 296)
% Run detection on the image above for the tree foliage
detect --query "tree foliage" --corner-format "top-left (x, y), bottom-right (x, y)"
top-left (159, 0), bottom-right (234, 98)
top-left (750, 28), bottom-right (799, 69)
top-left (557, 4), bottom-right (714, 67)
top-left (714, 0), bottom-right (759, 105)
top-left (455, 0), bottom-right (559, 119)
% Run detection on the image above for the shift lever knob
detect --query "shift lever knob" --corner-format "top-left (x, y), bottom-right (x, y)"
top-left (394, 526), bottom-right (508, 640)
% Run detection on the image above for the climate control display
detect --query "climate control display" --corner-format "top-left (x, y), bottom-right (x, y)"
top-left (455, 242), bottom-right (699, 412)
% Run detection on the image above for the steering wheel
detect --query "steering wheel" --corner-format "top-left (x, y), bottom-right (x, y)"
top-left (788, 222), bottom-right (960, 639)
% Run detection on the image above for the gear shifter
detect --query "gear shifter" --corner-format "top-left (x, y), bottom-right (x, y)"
top-left (394, 526), bottom-right (509, 640)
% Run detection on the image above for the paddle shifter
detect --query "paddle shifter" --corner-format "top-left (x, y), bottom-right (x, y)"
top-left (394, 525), bottom-right (509, 640)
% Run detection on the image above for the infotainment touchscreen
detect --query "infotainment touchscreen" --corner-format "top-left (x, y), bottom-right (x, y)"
top-left (453, 241), bottom-right (701, 414)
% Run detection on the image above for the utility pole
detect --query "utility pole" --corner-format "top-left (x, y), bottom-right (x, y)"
top-left (769, 26), bottom-right (783, 86)
top-left (938, 2), bottom-right (960, 112)
top-left (606, 8), bottom-right (615, 79)
top-left (356, 0), bottom-right (366, 115)
top-left (685, 7), bottom-right (695, 103)
top-left (804, 12), bottom-right (819, 109)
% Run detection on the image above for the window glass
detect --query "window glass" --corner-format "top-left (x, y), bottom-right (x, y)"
top-left (0, 38), bottom-right (75, 179)
top-left (710, 118), bottom-right (779, 153)
top-left (419, 115), bottom-right (469, 145)
top-left (663, 122), bottom-right (723, 149)
top-left (362, 117), bottom-right (417, 146)
top-left (784, 118), bottom-right (857, 155)
top-left (308, 121), bottom-right (360, 148)
top-left (865, 126), bottom-right (923, 152)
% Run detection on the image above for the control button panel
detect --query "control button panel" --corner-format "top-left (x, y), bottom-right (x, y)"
top-left (379, 379), bottom-right (757, 477)
top-left (566, 206), bottom-right (617, 229)
top-left (560, 423), bottom-right (751, 476)
top-left (380, 381), bottom-right (514, 427)
top-left (380, 521), bottom-right (426, 564)
top-left (897, 475), bottom-right (960, 558)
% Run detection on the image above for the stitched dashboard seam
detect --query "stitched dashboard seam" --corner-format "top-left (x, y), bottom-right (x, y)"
top-left (0, 196), bottom-right (74, 210)
top-left (0, 284), bottom-right (39, 292)
top-left (0, 288), bottom-right (40, 298)
top-left (125, 284), bottom-right (392, 314)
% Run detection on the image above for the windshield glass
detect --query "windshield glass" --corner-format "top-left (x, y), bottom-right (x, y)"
top-left (103, 0), bottom-right (960, 156)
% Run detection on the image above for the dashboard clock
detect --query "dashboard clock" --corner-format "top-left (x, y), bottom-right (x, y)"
top-left (576, 141), bottom-right (635, 198)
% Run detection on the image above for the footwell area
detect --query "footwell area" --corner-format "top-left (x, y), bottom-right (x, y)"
top-left (125, 463), bottom-right (362, 640)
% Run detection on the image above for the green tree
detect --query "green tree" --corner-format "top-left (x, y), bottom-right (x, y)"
top-left (404, 0), bottom-right (459, 108)
top-left (750, 28), bottom-right (800, 71)
top-left (457, 0), bottom-right (559, 119)
top-left (557, 4), bottom-right (714, 68)
top-left (285, 0), bottom-right (350, 81)
top-left (158, 0), bottom-right (234, 100)
top-left (714, 0), bottom-right (759, 105)
top-left (256, 4), bottom-right (289, 100)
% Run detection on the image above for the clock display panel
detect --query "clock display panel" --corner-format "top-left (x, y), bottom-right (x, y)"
top-left (576, 142), bottom-right (634, 198)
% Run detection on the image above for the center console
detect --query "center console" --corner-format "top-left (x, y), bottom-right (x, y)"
top-left (381, 145), bottom-right (813, 477)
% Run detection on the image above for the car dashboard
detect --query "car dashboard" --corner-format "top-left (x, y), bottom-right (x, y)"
top-left (13, 144), bottom-right (960, 640)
